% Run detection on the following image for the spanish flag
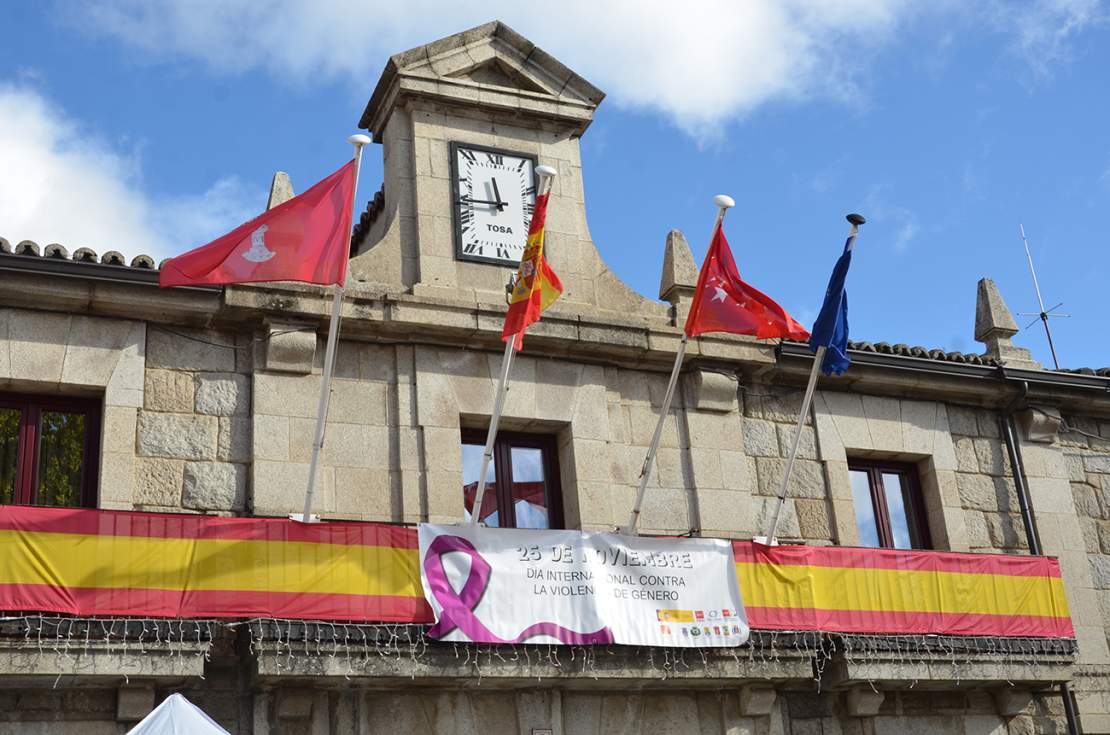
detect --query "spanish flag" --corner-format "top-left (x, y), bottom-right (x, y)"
top-left (502, 192), bottom-right (563, 348)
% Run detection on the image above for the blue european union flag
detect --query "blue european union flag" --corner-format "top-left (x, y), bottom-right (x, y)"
top-left (809, 240), bottom-right (853, 376)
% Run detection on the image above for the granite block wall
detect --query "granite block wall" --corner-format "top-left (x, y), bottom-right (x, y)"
top-left (131, 325), bottom-right (252, 514)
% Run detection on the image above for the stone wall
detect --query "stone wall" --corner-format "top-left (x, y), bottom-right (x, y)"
top-left (947, 404), bottom-right (1027, 553)
top-left (251, 337), bottom-right (395, 519)
top-left (743, 382), bottom-right (829, 543)
top-left (131, 325), bottom-right (252, 514)
top-left (0, 309), bottom-right (254, 515)
top-left (246, 685), bottom-right (1064, 735)
top-left (1057, 411), bottom-right (1110, 727)
top-left (1060, 414), bottom-right (1110, 620)
top-left (3, 681), bottom-right (1064, 735)
top-left (244, 335), bottom-right (758, 534)
top-left (0, 306), bottom-right (145, 512)
top-left (809, 389), bottom-right (965, 551)
top-left (0, 666), bottom-right (244, 734)
top-left (2, 289), bottom-right (1108, 730)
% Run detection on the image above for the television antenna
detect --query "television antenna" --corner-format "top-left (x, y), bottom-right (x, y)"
top-left (1016, 224), bottom-right (1068, 370)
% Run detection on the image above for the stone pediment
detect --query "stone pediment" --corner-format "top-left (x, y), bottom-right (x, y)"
top-left (452, 58), bottom-right (547, 95)
top-left (359, 21), bottom-right (605, 139)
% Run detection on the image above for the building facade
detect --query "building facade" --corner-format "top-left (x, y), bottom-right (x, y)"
top-left (0, 20), bottom-right (1108, 735)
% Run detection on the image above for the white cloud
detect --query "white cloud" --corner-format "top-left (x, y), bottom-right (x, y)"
top-left (863, 186), bottom-right (919, 253)
top-left (892, 218), bottom-right (919, 253)
top-left (987, 0), bottom-right (1109, 78)
top-left (68, 0), bottom-right (918, 140)
top-left (0, 83), bottom-right (258, 260)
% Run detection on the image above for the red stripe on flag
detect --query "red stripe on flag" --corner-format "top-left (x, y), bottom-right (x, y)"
top-left (733, 541), bottom-right (1063, 578)
top-left (745, 605), bottom-right (1074, 638)
top-left (0, 584), bottom-right (433, 623)
top-left (0, 506), bottom-right (419, 548)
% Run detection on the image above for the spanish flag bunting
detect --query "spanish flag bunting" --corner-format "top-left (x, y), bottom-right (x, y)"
top-left (0, 505), bottom-right (1073, 638)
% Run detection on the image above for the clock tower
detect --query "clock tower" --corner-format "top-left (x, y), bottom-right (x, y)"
top-left (349, 21), bottom-right (666, 320)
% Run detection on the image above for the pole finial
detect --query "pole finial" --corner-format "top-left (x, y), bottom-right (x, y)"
top-left (535, 165), bottom-right (558, 178)
top-left (846, 213), bottom-right (866, 226)
top-left (348, 134), bottom-right (372, 147)
top-left (713, 194), bottom-right (735, 210)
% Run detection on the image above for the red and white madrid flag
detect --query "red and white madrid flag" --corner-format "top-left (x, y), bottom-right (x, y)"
top-left (684, 223), bottom-right (810, 341)
top-left (159, 160), bottom-right (356, 288)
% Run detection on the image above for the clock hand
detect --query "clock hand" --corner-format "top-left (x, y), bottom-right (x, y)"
top-left (458, 197), bottom-right (503, 206)
top-left (491, 178), bottom-right (506, 211)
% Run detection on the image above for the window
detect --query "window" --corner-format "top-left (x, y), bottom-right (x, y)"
top-left (461, 430), bottom-right (562, 529)
top-left (0, 394), bottom-right (100, 508)
top-left (848, 460), bottom-right (930, 549)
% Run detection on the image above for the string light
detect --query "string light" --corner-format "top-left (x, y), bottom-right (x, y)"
top-left (0, 616), bottom-right (1075, 691)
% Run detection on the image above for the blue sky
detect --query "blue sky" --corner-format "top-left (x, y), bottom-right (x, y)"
top-left (2, 1), bottom-right (1108, 369)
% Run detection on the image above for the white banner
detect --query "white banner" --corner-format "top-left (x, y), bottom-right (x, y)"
top-left (418, 524), bottom-right (748, 647)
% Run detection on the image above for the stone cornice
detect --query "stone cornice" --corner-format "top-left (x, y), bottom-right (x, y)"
top-left (221, 282), bottom-right (777, 371)
top-left (4, 266), bottom-right (1109, 414)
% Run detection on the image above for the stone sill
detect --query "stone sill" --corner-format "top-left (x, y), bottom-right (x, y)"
top-left (822, 654), bottom-right (1074, 689)
top-left (0, 646), bottom-right (208, 679)
top-left (821, 635), bottom-right (1076, 688)
top-left (252, 642), bottom-right (814, 686)
top-left (246, 623), bottom-right (1077, 687)
top-left (0, 617), bottom-right (215, 679)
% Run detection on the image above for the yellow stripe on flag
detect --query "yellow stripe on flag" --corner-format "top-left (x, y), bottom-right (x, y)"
top-left (737, 561), bottom-right (1069, 618)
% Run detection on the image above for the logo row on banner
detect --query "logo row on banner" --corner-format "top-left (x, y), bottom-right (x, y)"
top-left (418, 524), bottom-right (750, 647)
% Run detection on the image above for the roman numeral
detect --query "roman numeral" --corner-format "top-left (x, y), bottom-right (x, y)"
top-left (463, 242), bottom-right (482, 255)
top-left (460, 149), bottom-right (477, 163)
top-left (516, 160), bottom-right (527, 171)
top-left (523, 185), bottom-right (535, 197)
top-left (496, 245), bottom-right (510, 259)
top-left (487, 153), bottom-right (503, 165)
top-left (459, 209), bottom-right (473, 225)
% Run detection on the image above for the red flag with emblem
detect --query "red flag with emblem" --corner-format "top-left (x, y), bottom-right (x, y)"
top-left (159, 160), bottom-right (356, 288)
top-left (684, 223), bottom-right (810, 341)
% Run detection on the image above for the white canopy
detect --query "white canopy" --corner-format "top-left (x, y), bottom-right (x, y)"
top-left (126, 693), bottom-right (231, 735)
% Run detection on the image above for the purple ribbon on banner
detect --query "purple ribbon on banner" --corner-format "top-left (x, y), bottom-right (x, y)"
top-left (423, 533), bottom-right (615, 645)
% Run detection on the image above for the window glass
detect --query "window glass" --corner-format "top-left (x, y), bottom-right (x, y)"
top-left (37, 412), bottom-right (87, 508)
top-left (461, 442), bottom-right (498, 526)
top-left (460, 431), bottom-right (561, 529)
top-left (848, 460), bottom-right (930, 550)
top-left (0, 408), bottom-right (20, 505)
top-left (850, 469), bottom-right (881, 547)
top-left (0, 396), bottom-right (98, 508)
top-left (510, 446), bottom-right (548, 529)
top-left (881, 472), bottom-right (913, 550)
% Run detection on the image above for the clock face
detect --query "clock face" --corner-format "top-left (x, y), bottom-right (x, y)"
top-left (450, 142), bottom-right (538, 266)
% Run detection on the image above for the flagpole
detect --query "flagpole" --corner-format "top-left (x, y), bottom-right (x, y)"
top-left (468, 165), bottom-right (558, 525)
top-left (621, 194), bottom-right (735, 536)
top-left (293, 133), bottom-right (372, 523)
top-left (762, 214), bottom-right (864, 543)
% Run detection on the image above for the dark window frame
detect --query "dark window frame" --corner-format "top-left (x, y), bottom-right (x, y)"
top-left (461, 429), bottom-right (564, 529)
top-left (847, 458), bottom-right (931, 550)
top-left (0, 392), bottom-right (101, 508)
